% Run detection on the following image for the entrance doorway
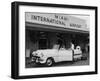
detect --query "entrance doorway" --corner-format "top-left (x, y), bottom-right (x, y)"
top-left (39, 38), bottom-right (47, 49)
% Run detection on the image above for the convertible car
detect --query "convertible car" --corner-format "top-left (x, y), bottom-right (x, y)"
top-left (31, 46), bottom-right (82, 66)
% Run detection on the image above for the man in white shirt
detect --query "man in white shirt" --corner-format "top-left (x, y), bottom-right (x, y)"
top-left (71, 43), bottom-right (74, 50)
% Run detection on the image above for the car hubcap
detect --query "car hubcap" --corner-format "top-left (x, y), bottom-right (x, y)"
top-left (47, 59), bottom-right (52, 66)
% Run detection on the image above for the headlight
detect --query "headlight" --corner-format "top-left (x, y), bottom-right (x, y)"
top-left (32, 51), bottom-right (44, 57)
top-left (32, 52), bottom-right (37, 56)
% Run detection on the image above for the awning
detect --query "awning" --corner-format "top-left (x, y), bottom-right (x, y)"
top-left (26, 22), bottom-right (89, 34)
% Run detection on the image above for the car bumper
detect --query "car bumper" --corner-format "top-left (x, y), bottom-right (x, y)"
top-left (31, 56), bottom-right (46, 64)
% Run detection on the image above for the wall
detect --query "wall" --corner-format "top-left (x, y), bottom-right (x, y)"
top-left (26, 29), bottom-right (38, 57)
top-left (0, 0), bottom-right (99, 81)
top-left (48, 32), bottom-right (57, 49)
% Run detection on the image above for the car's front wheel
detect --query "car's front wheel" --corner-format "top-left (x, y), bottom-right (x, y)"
top-left (46, 58), bottom-right (54, 67)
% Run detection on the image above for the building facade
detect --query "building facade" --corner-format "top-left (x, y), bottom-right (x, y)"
top-left (25, 12), bottom-right (89, 57)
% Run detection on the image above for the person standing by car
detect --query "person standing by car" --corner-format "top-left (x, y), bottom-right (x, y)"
top-left (70, 42), bottom-right (75, 57)
top-left (71, 42), bottom-right (75, 50)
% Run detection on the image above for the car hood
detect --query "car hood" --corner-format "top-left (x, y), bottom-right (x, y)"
top-left (32, 49), bottom-right (58, 56)
top-left (37, 49), bottom-right (57, 52)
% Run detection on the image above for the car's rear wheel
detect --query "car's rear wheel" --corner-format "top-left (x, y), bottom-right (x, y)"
top-left (46, 58), bottom-right (54, 67)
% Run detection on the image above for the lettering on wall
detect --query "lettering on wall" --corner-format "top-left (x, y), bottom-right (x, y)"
top-left (54, 14), bottom-right (68, 21)
top-left (25, 13), bottom-right (89, 31)
top-left (31, 15), bottom-right (66, 26)
top-left (70, 23), bottom-right (81, 28)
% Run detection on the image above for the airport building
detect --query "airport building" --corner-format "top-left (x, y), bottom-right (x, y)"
top-left (25, 12), bottom-right (89, 57)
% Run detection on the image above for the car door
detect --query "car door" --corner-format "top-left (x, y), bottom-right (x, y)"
top-left (58, 49), bottom-right (73, 62)
top-left (51, 49), bottom-right (59, 63)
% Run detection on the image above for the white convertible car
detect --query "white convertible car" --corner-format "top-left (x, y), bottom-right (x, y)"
top-left (31, 46), bottom-right (82, 66)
